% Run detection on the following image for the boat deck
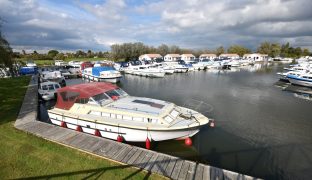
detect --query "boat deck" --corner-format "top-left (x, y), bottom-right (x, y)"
top-left (14, 75), bottom-right (258, 180)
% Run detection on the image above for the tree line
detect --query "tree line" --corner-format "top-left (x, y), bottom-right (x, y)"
top-left (9, 42), bottom-right (312, 62)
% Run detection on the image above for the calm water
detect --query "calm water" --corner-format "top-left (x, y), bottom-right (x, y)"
top-left (40, 63), bottom-right (312, 179)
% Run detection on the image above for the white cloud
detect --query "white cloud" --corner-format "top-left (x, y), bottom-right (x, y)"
top-left (0, 0), bottom-right (311, 51)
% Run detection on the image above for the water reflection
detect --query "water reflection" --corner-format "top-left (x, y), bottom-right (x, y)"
top-left (39, 63), bottom-right (312, 179)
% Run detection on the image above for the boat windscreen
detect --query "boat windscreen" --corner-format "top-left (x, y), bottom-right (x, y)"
top-left (92, 93), bottom-right (109, 102)
top-left (106, 90), bottom-right (120, 98)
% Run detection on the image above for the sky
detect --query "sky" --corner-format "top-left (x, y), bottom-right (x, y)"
top-left (0, 0), bottom-right (312, 53)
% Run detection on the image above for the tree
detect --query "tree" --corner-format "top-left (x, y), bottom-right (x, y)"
top-left (157, 44), bottom-right (169, 56)
top-left (270, 43), bottom-right (281, 57)
top-left (227, 45), bottom-right (251, 57)
top-left (0, 23), bottom-right (14, 75)
top-left (257, 42), bottom-right (271, 55)
top-left (54, 53), bottom-right (65, 60)
top-left (48, 50), bottom-right (59, 58)
top-left (216, 46), bottom-right (225, 56)
top-left (302, 48), bottom-right (310, 56)
top-left (280, 42), bottom-right (290, 57)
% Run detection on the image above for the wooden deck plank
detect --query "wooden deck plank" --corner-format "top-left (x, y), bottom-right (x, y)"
top-left (164, 157), bottom-right (177, 177)
top-left (150, 155), bottom-right (165, 174)
top-left (133, 149), bottom-right (147, 167)
top-left (90, 140), bottom-right (107, 153)
top-left (143, 152), bottom-right (158, 171)
top-left (186, 161), bottom-right (196, 180)
top-left (202, 165), bottom-right (211, 180)
top-left (106, 142), bottom-right (124, 159)
top-left (156, 156), bottom-right (171, 175)
top-left (178, 161), bottom-right (190, 180)
top-left (210, 167), bottom-right (224, 180)
top-left (121, 148), bottom-right (138, 163)
top-left (194, 163), bottom-right (204, 180)
top-left (93, 141), bottom-right (115, 157)
top-left (138, 151), bottom-right (153, 169)
top-left (170, 159), bottom-right (184, 180)
top-left (126, 148), bottom-right (143, 165)
top-left (115, 146), bottom-right (133, 162)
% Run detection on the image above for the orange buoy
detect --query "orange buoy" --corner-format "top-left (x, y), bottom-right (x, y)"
top-left (94, 129), bottom-right (101, 137)
top-left (209, 120), bottom-right (215, 128)
top-left (185, 137), bottom-right (192, 146)
top-left (61, 121), bottom-right (67, 128)
top-left (76, 125), bottom-right (82, 132)
top-left (146, 138), bottom-right (151, 150)
top-left (117, 135), bottom-right (123, 142)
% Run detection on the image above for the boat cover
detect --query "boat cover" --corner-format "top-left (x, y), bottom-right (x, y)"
top-left (55, 82), bottom-right (118, 110)
top-left (92, 66), bottom-right (116, 76)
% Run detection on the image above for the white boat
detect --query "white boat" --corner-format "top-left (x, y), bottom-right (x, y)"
top-left (40, 69), bottom-right (66, 86)
top-left (26, 60), bottom-right (37, 67)
top-left (68, 61), bottom-right (82, 68)
top-left (189, 61), bottom-right (205, 70)
top-left (38, 81), bottom-right (61, 101)
top-left (287, 72), bottom-right (312, 87)
top-left (228, 60), bottom-right (241, 67)
top-left (277, 71), bottom-right (305, 81)
top-left (48, 82), bottom-right (210, 142)
top-left (82, 66), bottom-right (122, 83)
top-left (157, 63), bottom-right (175, 74)
top-left (55, 60), bottom-right (67, 66)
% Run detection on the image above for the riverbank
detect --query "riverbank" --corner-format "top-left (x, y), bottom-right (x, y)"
top-left (0, 76), bottom-right (164, 179)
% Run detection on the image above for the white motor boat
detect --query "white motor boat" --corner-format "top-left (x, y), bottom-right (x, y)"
top-left (228, 60), bottom-right (241, 67)
top-left (287, 72), bottom-right (312, 87)
top-left (82, 66), bottom-right (122, 83)
top-left (40, 69), bottom-right (66, 86)
top-left (277, 71), bottom-right (305, 81)
top-left (68, 61), bottom-right (82, 68)
top-left (38, 81), bottom-right (61, 101)
top-left (55, 60), bottom-right (67, 66)
top-left (26, 60), bottom-right (37, 67)
top-left (48, 82), bottom-right (210, 142)
top-left (190, 61), bottom-right (205, 70)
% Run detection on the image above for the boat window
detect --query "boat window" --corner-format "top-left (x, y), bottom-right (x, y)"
top-left (54, 84), bottom-right (60, 89)
top-left (89, 111), bottom-right (101, 116)
top-left (116, 114), bottom-right (122, 119)
top-left (48, 84), bottom-right (54, 91)
top-left (42, 85), bottom-right (48, 90)
top-left (102, 112), bottom-right (110, 117)
top-left (164, 116), bottom-right (174, 124)
top-left (75, 98), bottom-right (88, 104)
top-left (115, 88), bottom-right (128, 96)
top-left (92, 93), bottom-right (109, 102)
top-left (110, 114), bottom-right (116, 118)
top-left (170, 109), bottom-right (179, 118)
top-left (123, 116), bottom-right (132, 121)
top-left (106, 90), bottom-right (120, 98)
top-left (152, 119), bottom-right (158, 123)
top-left (133, 117), bottom-right (143, 122)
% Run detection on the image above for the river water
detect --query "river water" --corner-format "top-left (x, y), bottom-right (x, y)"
top-left (40, 63), bottom-right (312, 179)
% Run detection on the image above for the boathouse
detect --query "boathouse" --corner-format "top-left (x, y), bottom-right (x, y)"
top-left (164, 54), bottom-right (182, 61)
top-left (199, 54), bottom-right (217, 60)
top-left (181, 54), bottom-right (195, 61)
top-left (139, 54), bottom-right (163, 61)
top-left (243, 53), bottom-right (268, 62)
top-left (219, 53), bottom-right (240, 59)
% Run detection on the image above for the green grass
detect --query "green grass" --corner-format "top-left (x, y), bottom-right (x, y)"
top-left (0, 76), bottom-right (165, 180)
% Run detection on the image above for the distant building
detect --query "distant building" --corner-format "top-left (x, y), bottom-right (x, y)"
top-left (199, 54), bottom-right (217, 60)
top-left (219, 53), bottom-right (240, 59)
top-left (164, 54), bottom-right (181, 61)
top-left (181, 54), bottom-right (195, 61)
top-left (243, 53), bottom-right (268, 62)
top-left (139, 54), bottom-right (163, 61)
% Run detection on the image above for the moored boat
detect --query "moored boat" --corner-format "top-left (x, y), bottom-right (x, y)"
top-left (82, 66), bottom-right (122, 83)
top-left (287, 73), bottom-right (312, 87)
top-left (48, 82), bottom-right (210, 142)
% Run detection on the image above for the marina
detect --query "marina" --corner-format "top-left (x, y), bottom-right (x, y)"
top-left (15, 75), bottom-right (255, 180)
top-left (34, 61), bottom-right (312, 179)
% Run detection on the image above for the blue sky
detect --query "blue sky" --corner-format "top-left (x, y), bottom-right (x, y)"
top-left (1, 0), bottom-right (312, 52)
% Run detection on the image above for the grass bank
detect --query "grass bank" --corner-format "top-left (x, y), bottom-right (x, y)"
top-left (0, 76), bottom-right (165, 179)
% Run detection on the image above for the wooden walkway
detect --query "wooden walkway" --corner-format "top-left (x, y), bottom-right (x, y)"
top-left (14, 75), bottom-right (258, 180)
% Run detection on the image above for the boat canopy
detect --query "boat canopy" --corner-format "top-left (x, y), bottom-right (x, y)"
top-left (92, 66), bottom-right (115, 76)
top-left (55, 82), bottom-right (118, 110)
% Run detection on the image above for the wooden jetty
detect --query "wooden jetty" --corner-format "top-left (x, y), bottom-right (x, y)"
top-left (15, 75), bottom-right (258, 180)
